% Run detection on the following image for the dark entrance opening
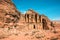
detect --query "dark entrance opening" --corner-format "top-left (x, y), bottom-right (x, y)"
top-left (27, 14), bottom-right (29, 23)
top-left (34, 25), bottom-right (35, 29)
top-left (42, 19), bottom-right (49, 30)
top-left (35, 14), bottom-right (37, 23)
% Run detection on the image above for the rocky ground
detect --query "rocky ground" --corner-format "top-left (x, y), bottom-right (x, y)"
top-left (0, 21), bottom-right (60, 40)
top-left (0, 25), bottom-right (60, 40)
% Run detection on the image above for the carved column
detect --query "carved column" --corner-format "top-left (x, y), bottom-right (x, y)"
top-left (31, 15), bottom-right (33, 23)
top-left (33, 14), bottom-right (35, 23)
top-left (27, 14), bottom-right (29, 23)
top-left (29, 14), bottom-right (33, 23)
top-left (29, 14), bottom-right (30, 23)
top-left (25, 14), bottom-right (28, 23)
top-left (37, 15), bottom-right (40, 23)
top-left (41, 15), bottom-right (43, 30)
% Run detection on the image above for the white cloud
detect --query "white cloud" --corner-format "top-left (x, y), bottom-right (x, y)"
top-left (20, 10), bottom-right (26, 14)
top-left (52, 17), bottom-right (60, 20)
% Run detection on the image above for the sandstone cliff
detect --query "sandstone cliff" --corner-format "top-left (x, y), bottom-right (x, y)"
top-left (0, 0), bottom-right (60, 40)
top-left (0, 0), bottom-right (20, 28)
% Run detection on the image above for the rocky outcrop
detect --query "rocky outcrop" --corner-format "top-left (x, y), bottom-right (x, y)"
top-left (0, 0), bottom-right (20, 28)
top-left (0, 0), bottom-right (60, 40)
top-left (0, 0), bottom-right (52, 30)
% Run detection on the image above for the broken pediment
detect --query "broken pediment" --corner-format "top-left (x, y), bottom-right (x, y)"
top-left (26, 9), bottom-right (39, 15)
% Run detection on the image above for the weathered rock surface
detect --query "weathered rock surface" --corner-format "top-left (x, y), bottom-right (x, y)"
top-left (0, 0), bottom-right (20, 28)
top-left (0, 0), bottom-right (60, 40)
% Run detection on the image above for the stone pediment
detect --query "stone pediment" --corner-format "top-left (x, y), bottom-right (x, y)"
top-left (26, 9), bottom-right (39, 15)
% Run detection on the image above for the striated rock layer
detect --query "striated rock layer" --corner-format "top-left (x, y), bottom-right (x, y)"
top-left (0, 0), bottom-right (60, 40)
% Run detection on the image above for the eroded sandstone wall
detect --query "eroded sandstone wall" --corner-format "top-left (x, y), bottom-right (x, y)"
top-left (0, 0), bottom-right (53, 32)
top-left (0, 0), bottom-right (20, 28)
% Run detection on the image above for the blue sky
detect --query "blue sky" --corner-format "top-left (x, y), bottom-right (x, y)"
top-left (12, 0), bottom-right (60, 20)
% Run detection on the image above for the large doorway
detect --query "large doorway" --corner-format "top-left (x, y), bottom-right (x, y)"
top-left (42, 19), bottom-right (49, 30)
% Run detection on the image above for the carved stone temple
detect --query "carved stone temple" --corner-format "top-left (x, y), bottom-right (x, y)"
top-left (0, 0), bottom-right (53, 31)
top-left (18, 9), bottom-right (53, 30)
